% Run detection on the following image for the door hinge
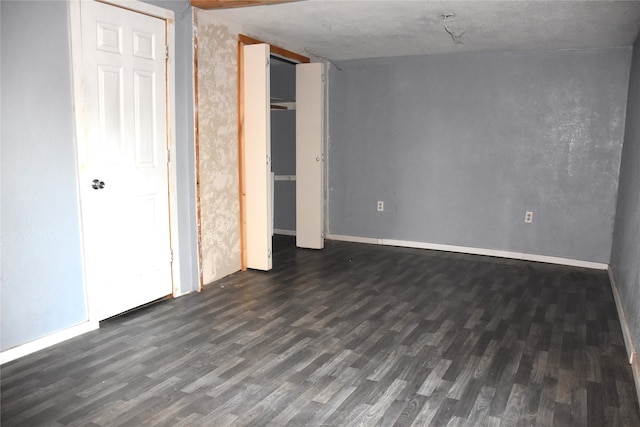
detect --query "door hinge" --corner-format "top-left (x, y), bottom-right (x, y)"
top-left (266, 57), bottom-right (270, 67)
top-left (170, 249), bottom-right (174, 263)
top-left (165, 46), bottom-right (169, 60)
top-left (322, 74), bottom-right (326, 82)
top-left (266, 155), bottom-right (271, 165)
top-left (167, 149), bottom-right (170, 163)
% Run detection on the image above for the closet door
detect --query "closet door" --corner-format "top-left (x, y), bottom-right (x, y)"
top-left (243, 43), bottom-right (272, 270)
top-left (296, 63), bottom-right (324, 249)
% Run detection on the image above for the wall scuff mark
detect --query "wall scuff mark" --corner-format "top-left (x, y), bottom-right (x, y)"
top-left (442, 12), bottom-right (465, 45)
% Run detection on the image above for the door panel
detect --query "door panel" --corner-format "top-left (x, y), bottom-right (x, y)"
top-left (80, 0), bottom-right (172, 320)
top-left (134, 71), bottom-right (156, 165)
top-left (243, 43), bottom-right (273, 271)
top-left (296, 63), bottom-right (324, 249)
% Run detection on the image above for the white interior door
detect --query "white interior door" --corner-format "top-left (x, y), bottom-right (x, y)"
top-left (243, 43), bottom-right (273, 270)
top-left (296, 63), bottom-right (325, 249)
top-left (78, 0), bottom-right (172, 320)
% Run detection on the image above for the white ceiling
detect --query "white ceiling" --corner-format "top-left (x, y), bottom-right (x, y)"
top-left (205, 0), bottom-right (640, 61)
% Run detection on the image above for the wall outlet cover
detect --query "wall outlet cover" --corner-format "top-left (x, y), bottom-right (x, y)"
top-left (525, 211), bottom-right (533, 223)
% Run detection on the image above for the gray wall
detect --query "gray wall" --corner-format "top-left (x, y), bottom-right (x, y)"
top-left (329, 48), bottom-right (631, 263)
top-left (271, 57), bottom-right (296, 101)
top-left (1, 1), bottom-right (87, 350)
top-left (611, 37), bottom-right (640, 356)
top-left (272, 111), bottom-right (296, 231)
top-left (0, 0), bottom-right (198, 352)
top-left (271, 59), bottom-right (296, 232)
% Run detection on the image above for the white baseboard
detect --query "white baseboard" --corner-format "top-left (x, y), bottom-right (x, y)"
top-left (325, 234), bottom-right (608, 270)
top-left (274, 229), bottom-right (296, 236)
top-left (325, 234), bottom-right (378, 245)
top-left (0, 321), bottom-right (99, 365)
top-left (608, 268), bottom-right (640, 406)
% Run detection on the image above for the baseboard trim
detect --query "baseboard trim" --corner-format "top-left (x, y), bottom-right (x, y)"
top-left (274, 229), bottom-right (296, 236)
top-left (0, 321), bottom-right (99, 365)
top-left (325, 234), bottom-right (608, 270)
top-left (608, 267), bottom-right (640, 406)
top-left (325, 234), bottom-right (378, 245)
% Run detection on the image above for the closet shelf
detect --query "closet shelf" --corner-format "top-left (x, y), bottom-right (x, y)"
top-left (270, 97), bottom-right (296, 110)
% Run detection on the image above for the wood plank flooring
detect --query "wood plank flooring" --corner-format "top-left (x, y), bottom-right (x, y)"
top-left (2, 236), bottom-right (639, 426)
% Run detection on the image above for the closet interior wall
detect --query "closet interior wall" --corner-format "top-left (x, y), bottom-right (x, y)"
top-left (270, 57), bottom-right (297, 236)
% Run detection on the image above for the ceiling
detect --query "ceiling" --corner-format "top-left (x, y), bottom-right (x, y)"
top-left (203, 1), bottom-right (640, 61)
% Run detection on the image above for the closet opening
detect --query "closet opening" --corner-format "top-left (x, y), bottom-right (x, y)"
top-left (270, 56), bottom-right (297, 254)
top-left (238, 36), bottom-right (309, 271)
top-left (238, 35), bottom-right (323, 272)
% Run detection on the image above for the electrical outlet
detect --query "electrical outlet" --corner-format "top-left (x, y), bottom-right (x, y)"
top-left (377, 201), bottom-right (384, 212)
top-left (525, 211), bottom-right (533, 223)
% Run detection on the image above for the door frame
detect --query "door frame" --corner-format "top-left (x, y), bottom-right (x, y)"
top-left (68, 0), bottom-right (181, 323)
top-left (237, 35), bottom-right (309, 270)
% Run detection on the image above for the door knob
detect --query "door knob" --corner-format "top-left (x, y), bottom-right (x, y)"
top-left (92, 179), bottom-right (105, 190)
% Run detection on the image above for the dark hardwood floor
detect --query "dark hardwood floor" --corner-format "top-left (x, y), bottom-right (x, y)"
top-left (2, 236), bottom-right (639, 426)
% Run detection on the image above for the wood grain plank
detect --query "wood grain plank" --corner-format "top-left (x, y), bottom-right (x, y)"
top-left (2, 237), bottom-right (639, 426)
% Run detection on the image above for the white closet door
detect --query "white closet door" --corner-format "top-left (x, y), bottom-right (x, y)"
top-left (79, 0), bottom-right (172, 320)
top-left (243, 43), bottom-right (273, 270)
top-left (296, 63), bottom-right (324, 249)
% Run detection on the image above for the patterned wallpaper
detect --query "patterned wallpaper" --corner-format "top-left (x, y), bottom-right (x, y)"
top-left (195, 11), bottom-right (243, 284)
